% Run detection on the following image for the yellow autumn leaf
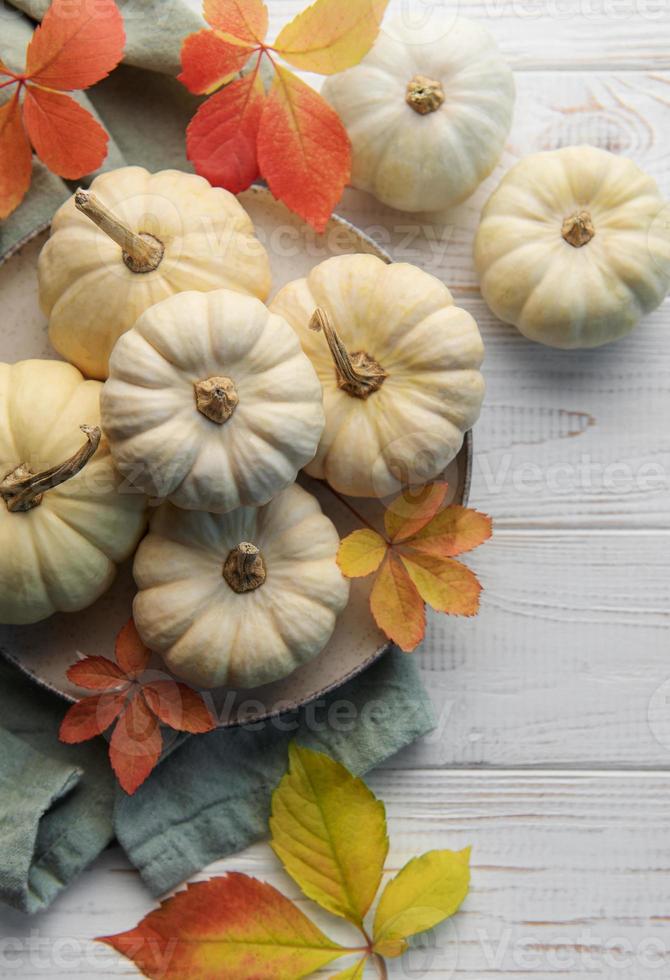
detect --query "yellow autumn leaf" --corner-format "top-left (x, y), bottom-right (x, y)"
top-left (399, 553), bottom-right (482, 617)
top-left (373, 848), bottom-right (471, 956)
top-left (337, 528), bottom-right (388, 578)
top-left (384, 483), bottom-right (449, 543)
top-left (273, 0), bottom-right (389, 75)
top-left (270, 744), bottom-right (388, 926)
top-left (332, 958), bottom-right (368, 979)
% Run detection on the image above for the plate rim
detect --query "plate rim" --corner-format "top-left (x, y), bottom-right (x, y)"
top-left (0, 185), bottom-right (473, 725)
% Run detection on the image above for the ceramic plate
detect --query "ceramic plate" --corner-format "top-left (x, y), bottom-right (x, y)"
top-left (0, 185), bottom-right (472, 726)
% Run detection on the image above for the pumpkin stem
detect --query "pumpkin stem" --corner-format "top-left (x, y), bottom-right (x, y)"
top-left (194, 376), bottom-right (239, 424)
top-left (562, 210), bottom-right (595, 248)
top-left (309, 308), bottom-right (387, 400)
top-left (74, 189), bottom-right (165, 274)
top-left (0, 425), bottom-right (101, 513)
top-left (223, 542), bottom-right (266, 593)
top-left (406, 74), bottom-right (445, 115)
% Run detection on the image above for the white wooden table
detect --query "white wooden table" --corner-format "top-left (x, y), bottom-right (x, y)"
top-left (2, 2), bottom-right (670, 976)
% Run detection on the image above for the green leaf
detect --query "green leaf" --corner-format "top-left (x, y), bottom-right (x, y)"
top-left (270, 743), bottom-right (388, 926)
top-left (373, 848), bottom-right (471, 955)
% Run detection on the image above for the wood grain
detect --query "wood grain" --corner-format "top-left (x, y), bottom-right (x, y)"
top-left (2, 773), bottom-right (669, 978)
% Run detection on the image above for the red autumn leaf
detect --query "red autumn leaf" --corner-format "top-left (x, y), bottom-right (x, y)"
top-left (59, 690), bottom-right (129, 744)
top-left (257, 66), bottom-right (350, 233)
top-left (179, 30), bottom-right (257, 95)
top-left (115, 618), bottom-right (151, 677)
top-left (204, 0), bottom-right (269, 43)
top-left (99, 873), bottom-right (346, 979)
top-left (385, 483), bottom-right (450, 543)
top-left (370, 553), bottom-right (426, 652)
top-left (25, 0), bottom-right (125, 91)
top-left (0, 92), bottom-right (32, 220)
top-left (186, 72), bottom-right (265, 192)
top-left (110, 693), bottom-right (163, 795)
top-left (142, 681), bottom-right (216, 734)
top-left (0, 0), bottom-right (124, 217)
top-left (66, 655), bottom-right (128, 692)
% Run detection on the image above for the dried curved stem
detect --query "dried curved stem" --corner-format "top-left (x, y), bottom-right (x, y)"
top-left (0, 425), bottom-right (101, 513)
top-left (74, 189), bottom-right (165, 273)
top-left (309, 308), bottom-right (387, 400)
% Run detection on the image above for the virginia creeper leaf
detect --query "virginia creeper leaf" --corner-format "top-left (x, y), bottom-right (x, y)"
top-left (274, 0), bottom-right (389, 74)
top-left (142, 681), bottom-right (216, 734)
top-left (384, 483), bottom-right (449, 544)
top-left (0, 92), bottom-right (32, 220)
top-left (370, 553), bottom-right (425, 651)
top-left (333, 959), bottom-right (368, 979)
top-left (109, 693), bottom-right (162, 795)
top-left (257, 65), bottom-right (350, 233)
top-left (25, 0), bottom-right (125, 90)
top-left (59, 691), bottom-right (128, 744)
top-left (373, 848), bottom-right (471, 956)
top-left (186, 72), bottom-right (265, 192)
top-left (66, 656), bottom-right (128, 692)
top-left (203, 0), bottom-right (269, 43)
top-left (179, 30), bottom-right (256, 95)
top-left (399, 553), bottom-right (482, 617)
top-left (100, 873), bottom-right (347, 979)
top-left (270, 744), bottom-right (388, 926)
top-left (337, 528), bottom-right (387, 578)
top-left (22, 87), bottom-right (108, 179)
top-left (115, 618), bottom-right (151, 677)
top-left (405, 505), bottom-right (493, 558)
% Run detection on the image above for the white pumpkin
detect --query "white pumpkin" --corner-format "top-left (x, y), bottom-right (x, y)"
top-left (133, 483), bottom-right (350, 689)
top-left (38, 167), bottom-right (271, 380)
top-left (101, 289), bottom-right (325, 513)
top-left (270, 254), bottom-right (485, 498)
top-left (474, 146), bottom-right (670, 349)
top-left (0, 360), bottom-right (146, 625)
top-left (322, 16), bottom-right (515, 213)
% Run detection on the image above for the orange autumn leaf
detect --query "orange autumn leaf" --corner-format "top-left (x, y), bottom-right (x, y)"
top-left (258, 66), bottom-right (350, 232)
top-left (179, 30), bottom-right (257, 95)
top-left (59, 618), bottom-right (215, 795)
top-left (22, 87), bottom-right (108, 180)
top-left (0, 93), bottom-right (32, 220)
top-left (204, 0), bottom-right (269, 44)
top-left (274, 0), bottom-right (389, 75)
top-left (100, 874), bottom-right (347, 979)
top-left (59, 690), bottom-right (129, 743)
top-left (110, 693), bottom-right (162, 796)
top-left (370, 553), bottom-right (426, 651)
top-left (115, 618), bottom-right (151, 677)
top-left (338, 483), bottom-right (492, 651)
top-left (142, 680), bottom-right (216, 734)
top-left (186, 72), bottom-right (265, 191)
top-left (385, 483), bottom-right (450, 543)
top-left (0, 0), bottom-right (124, 218)
top-left (25, 0), bottom-right (125, 90)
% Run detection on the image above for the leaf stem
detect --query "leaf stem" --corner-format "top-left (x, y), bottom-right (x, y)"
top-left (373, 954), bottom-right (388, 979)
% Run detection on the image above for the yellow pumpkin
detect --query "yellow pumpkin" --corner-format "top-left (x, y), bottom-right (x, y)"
top-left (38, 167), bottom-right (271, 379)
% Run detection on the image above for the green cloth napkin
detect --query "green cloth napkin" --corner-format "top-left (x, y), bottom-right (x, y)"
top-left (0, 0), bottom-right (437, 915)
top-left (0, 652), bottom-right (434, 914)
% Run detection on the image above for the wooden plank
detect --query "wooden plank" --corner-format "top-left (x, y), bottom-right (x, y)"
top-left (261, 0), bottom-right (670, 70)
top-left (2, 773), bottom-right (669, 977)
